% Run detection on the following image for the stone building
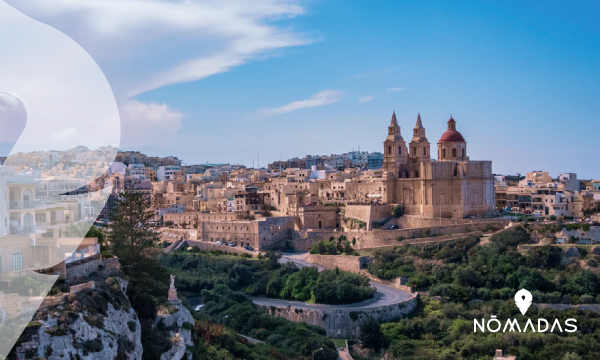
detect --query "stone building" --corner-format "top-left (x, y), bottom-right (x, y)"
top-left (381, 112), bottom-right (495, 218)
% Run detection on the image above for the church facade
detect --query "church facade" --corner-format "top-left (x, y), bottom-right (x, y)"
top-left (380, 112), bottom-right (495, 219)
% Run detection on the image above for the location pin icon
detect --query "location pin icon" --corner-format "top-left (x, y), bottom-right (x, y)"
top-left (514, 289), bottom-right (533, 315)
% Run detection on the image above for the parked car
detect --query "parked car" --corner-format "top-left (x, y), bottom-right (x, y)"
top-left (389, 225), bottom-right (398, 229)
top-left (245, 246), bottom-right (254, 251)
top-left (533, 211), bottom-right (542, 216)
top-left (227, 242), bottom-right (236, 247)
top-left (194, 305), bottom-right (204, 311)
top-left (215, 241), bottom-right (223, 245)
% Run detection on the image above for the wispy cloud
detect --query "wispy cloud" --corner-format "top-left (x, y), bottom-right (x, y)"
top-left (358, 95), bottom-right (374, 103)
top-left (7, 0), bottom-right (312, 147)
top-left (261, 90), bottom-right (343, 115)
top-left (386, 87), bottom-right (406, 93)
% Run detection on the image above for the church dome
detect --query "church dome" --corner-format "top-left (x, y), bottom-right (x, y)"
top-left (438, 116), bottom-right (465, 143)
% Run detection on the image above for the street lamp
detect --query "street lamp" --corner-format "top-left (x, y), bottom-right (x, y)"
top-left (312, 347), bottom-right (323, 360)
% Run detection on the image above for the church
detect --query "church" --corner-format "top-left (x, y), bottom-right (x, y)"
top-left (380, 112), bottom-right (495, 219)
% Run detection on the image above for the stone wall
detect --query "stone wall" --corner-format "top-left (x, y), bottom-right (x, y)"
top-left (293, 219), bottom-right (507, 251)
top-left (68, 281), bottom-right (95, 294)
top-left (259, 294), bottom-right (418, 338)
top-left (306, 255), bottom-right (414, 293)
top-left (184, 240), bottom-right (254, 255)
top-left (398, 215), bottom-right (505, 228)
top-left (39, 281), bottom-right (97, 310)
top-left (66, 257), bottom-right (120, 281)
top-left (307, 255), bottom-right (370, 273)
top-left (534, 303), bottom-right (600, 313)
top-left (344, 205), bottom-right (392, 230)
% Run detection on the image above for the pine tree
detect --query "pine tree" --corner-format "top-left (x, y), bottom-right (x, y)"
top-left (108, 181), bottom-right (159, 260)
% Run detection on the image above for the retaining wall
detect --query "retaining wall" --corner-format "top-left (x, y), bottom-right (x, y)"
top-left (184, 240), bottom-right (255, 255)
top-left (344, 205), bottom-right (392, 230)
top-left (307, 255), bottom-right (370, 273)
top-left (294, 219), bottom-right (507, 251)
top-left (259, 294), bottom-right (418, 338)
top-left (306, 254), bottom-right (413, 293)
top-left (39, 281), bottom-right (96, 310)
top-left (534, 303), bottom-right (600, 313)
top-left (67, 257), bottom-right (120, 281)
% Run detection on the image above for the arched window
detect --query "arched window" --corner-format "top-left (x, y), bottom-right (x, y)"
top-left (462, 148), bottom-right (465, 158)
top-left (452, 148), bottom-right (457, 158)
top-left (442, 149), bottom-right (446, 158)
top-left (387, 146), bottom-right (391, 155)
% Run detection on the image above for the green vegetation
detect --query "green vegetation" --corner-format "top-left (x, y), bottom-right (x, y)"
top-left (359, 317), bottom-right (385, 351)
top-left (356, 226), bottom-right (600, 359)
top-left (392, 204), bottom-right (405, 218)
top-left (378, 297), bottom-right (600, 360)
top-left (192, 285), bottom-right (338, 360)
top-left (368, 227), bottom-right (600, 304)
top-left (309, 236), bottom-right (357, 255)
top-left (160, 250), bottom-right (375, 305)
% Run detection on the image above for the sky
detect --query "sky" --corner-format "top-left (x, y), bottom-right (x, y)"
top-left (5, 0), bottom-right (600, 178)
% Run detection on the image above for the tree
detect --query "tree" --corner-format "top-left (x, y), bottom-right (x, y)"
top-left (359, 317), bottom-right (385, 351)
top-left (108, 182), bottom-right (160, 260)
top-left (392, 204), bottom-right (405, 218)
top-left (262, 204), bottom-right (276, 217)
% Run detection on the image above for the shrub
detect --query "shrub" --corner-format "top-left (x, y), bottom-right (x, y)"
top-left (392, 205), bottom-right (405, 218)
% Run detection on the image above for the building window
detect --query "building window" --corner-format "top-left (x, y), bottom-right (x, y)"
top-left (442, 149), bottom-right (446, 158)
top-left (452, 148), bottom-right (457, 157)
top-left (398, 146), bottom-right (401, 155)
top-left (12, 253), bottom-right (23, 271)
top-left (423, 147), bottom-right (427, 156)
top-left (462, 148), bottom-right (465, 158)
top-left (387, 146), bottom-right (391, 155)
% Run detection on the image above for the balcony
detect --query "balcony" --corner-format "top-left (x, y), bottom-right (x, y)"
top-left (8, 201), bottom-right (34, 210)
top-left (9, 226), bottom-right (33, 235)
top-left (35, 220), bottom-right (72, 230)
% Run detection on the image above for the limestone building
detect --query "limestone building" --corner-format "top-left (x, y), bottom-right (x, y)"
top-left (381, 112), bottom-right (495, 218)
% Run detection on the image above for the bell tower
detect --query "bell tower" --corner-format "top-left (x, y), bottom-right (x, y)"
top-left (409, 113), bottom-right (431, 162)
top-left (383, 111), bottom-right (408, 177)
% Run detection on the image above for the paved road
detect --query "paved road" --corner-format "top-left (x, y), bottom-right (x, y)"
top-left (252, 253), bottom-right (412, 310)
top-left (337, 347), bottom-right (353, 360)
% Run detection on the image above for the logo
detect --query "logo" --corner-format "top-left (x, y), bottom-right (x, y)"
top-left (474, 289), bottom-right (578, 333)
top-left (514, 288), bottom-right (532, 315)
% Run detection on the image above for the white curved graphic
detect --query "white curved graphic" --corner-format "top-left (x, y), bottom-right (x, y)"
top-left (0, 2), bottom-right (120, 356)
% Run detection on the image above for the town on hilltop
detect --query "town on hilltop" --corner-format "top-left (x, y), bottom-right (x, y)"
top-left (1, 112), bottom-right (600, 360)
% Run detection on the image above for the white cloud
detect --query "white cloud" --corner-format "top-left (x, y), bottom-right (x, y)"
top-left (118, 99), bottom-right (183, 147)
top-left (386, 87), bottom-right (406, 92)
top-left (5, 0), bottom-right (311, 147)
top-left (261, 90), bottom-right (343, 115)
top-left (52, 127), bottom-right (77, 141)
top-left (6, 0), bottom-right (311, 97)
top-left (358, 95), bottom-right (374, 103)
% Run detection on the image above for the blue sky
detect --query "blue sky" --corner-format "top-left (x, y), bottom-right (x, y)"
top-left (12, 0), bottom-right (600, 178)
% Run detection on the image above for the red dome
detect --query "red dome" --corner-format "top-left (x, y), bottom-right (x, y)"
top-left (439, 115), bottom-right (466, 142)
top-left (439, 130), bottom-right (465, 143)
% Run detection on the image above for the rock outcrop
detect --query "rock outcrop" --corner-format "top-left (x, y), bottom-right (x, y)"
top-left (14, 277), bottom-right (143, 360)
top-left (154, 304), bottom-right (195, 360)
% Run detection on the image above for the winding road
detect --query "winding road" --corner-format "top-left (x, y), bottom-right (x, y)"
top-left (251, 252), bottom-right (412, 310)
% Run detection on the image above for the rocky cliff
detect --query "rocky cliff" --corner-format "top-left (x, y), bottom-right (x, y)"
top-left (154, 304), bottom-right (195, 360)
top-left (13, 277), bottom-right (143, 360)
